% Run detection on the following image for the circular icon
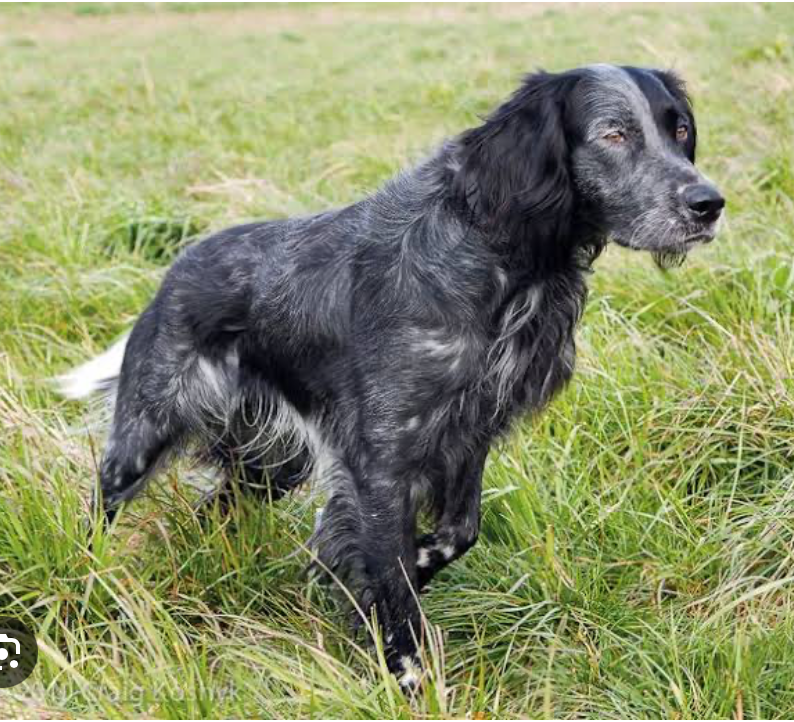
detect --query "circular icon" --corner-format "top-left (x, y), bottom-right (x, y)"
top-left (0, 617), bottom-right (37, 688)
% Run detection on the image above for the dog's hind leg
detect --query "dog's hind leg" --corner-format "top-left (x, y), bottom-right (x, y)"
top-left (98, 408), bottom-right (179, 523)
top-left (95, 344), bottom-right (184, 521)
top-left (416, 446), bottom-right (488, 590)
top-left (92, 310), bottom-right (194, 523)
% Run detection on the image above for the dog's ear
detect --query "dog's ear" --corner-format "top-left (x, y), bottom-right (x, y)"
top-left (652, 69), bottom-right (697, 162)
top-left (452, 71), bottom-right (578, 245)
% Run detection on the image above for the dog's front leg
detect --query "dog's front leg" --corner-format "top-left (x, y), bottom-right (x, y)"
top-left (417, 445), bottom-right (488, 589)
top-left (314, 458), bottom-right (424, 689)
top-left (357, 475), bottom-right (425, 690)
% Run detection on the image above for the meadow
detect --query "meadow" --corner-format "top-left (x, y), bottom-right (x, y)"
top-left (1, 3), bottom-right (793, 718)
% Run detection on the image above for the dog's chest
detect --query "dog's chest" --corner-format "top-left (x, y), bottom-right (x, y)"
top-left (401, 271), bottom-right (587, 452)
top-left (466, 274), bottom-right (585, 432)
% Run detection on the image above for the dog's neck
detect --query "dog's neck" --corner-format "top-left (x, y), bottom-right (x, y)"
top-left (437, 141), bottom-right (607, 281)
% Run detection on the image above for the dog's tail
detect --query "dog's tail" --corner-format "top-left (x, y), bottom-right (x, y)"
top-left (57, 333), bottom-right (130, 400)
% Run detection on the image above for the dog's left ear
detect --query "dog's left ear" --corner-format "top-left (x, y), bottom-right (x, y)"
top-left (452, 71), bottom-right (578, 244)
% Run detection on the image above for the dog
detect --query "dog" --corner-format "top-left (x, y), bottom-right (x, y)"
top-left (60, 64), bottom-right (723, 689)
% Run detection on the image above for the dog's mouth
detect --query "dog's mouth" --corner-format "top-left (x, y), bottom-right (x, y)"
top-left (650, 228), bottom-right (717, 269)
top-left (611, 212), bottom-right (722, 269)
top-left (651, 248), bottom-right (688, 269)
top-left (683, 228), bottom-right (717, 245)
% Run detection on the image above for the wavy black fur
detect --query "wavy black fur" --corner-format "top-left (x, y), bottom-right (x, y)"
top-left (62, 64), bottom-right (723, 689)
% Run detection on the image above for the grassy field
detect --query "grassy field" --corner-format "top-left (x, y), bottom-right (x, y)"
top-left (1, 2), bottom-right (794, 718)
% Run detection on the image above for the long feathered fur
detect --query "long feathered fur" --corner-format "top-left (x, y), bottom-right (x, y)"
top-left (59, 64), bottom-right (723, 689)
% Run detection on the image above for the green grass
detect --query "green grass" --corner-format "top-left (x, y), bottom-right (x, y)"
top-left (1, 2), bottom-right (793, 718)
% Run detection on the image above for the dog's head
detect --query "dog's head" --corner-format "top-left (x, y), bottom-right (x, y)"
top-left (453, 64), bottom-right (724, 268)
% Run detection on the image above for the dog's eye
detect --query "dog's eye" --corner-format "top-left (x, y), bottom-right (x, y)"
top-left (676, 125), bottom-right (689, 142)
top-left (603, 130), bottom-right (626, 144)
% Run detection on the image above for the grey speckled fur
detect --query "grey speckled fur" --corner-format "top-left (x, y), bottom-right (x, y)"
top-left (60, 64), bottom-right (723, 689)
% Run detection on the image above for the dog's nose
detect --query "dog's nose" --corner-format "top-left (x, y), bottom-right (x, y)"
top-left (683, 184), bottom-right (725, 222)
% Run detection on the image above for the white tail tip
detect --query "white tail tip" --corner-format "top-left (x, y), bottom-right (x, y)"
top-left (57, 333), bottom-right (130, 399)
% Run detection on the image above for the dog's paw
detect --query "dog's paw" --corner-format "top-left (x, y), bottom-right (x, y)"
top-left (394, 653), bottom-right (423, 694)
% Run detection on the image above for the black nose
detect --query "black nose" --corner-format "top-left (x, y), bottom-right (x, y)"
top-left (683, 184), bottom-right (725, 222)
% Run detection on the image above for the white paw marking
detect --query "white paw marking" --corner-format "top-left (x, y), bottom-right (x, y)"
top-left (398, 655), bottom-right (422, 689)
top-left (417, 547), bottom-right (430, 568)
top-left (440, 544), bottom-right (455, 560)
